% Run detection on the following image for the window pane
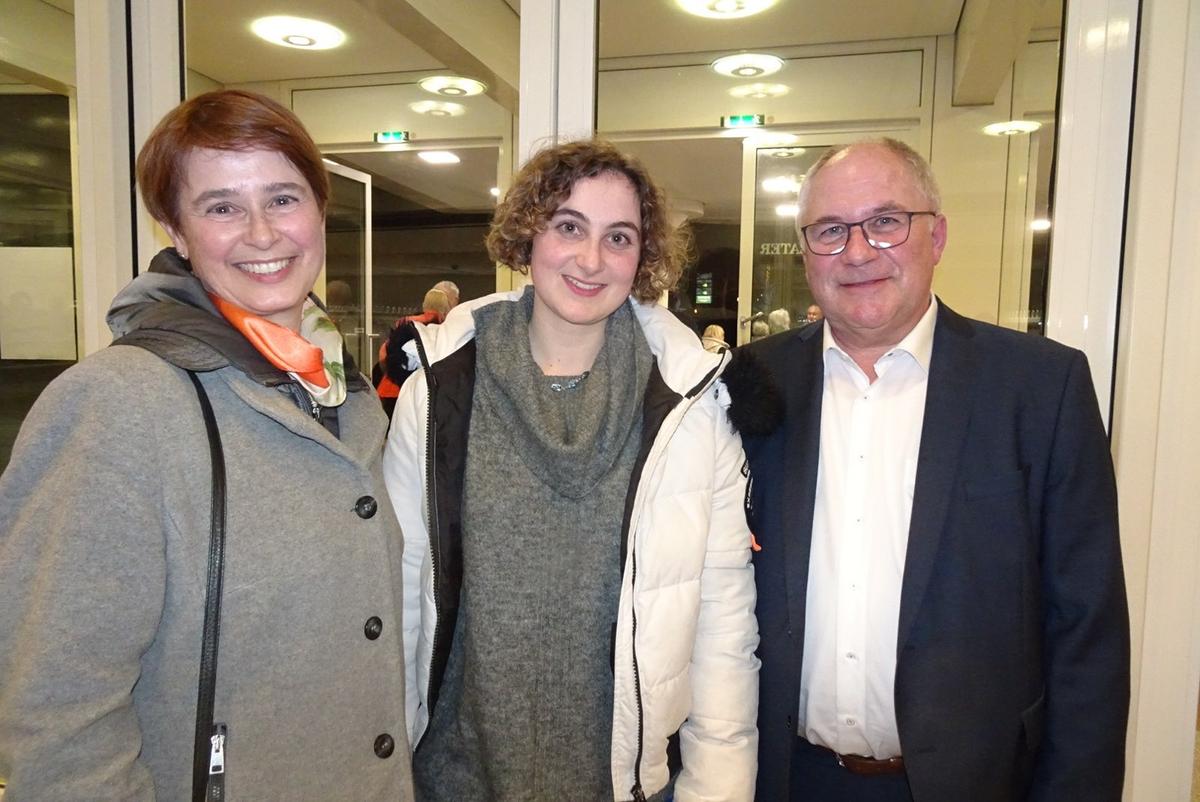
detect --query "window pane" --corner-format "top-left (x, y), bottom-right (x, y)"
top-left (185, 0), bottom-right (518, 373)
top-left (597, 0), bottom-right (1065, 343)
top-left (0, 56), bottom-right (79, 472)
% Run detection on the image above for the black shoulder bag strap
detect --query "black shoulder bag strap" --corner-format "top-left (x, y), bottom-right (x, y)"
top-left (187, 371), bottom-right (228, 802)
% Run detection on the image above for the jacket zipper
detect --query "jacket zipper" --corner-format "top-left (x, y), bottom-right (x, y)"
top-left (413, 331), bottom-right (441, 750)
top-left (629, 540), bottom-right (648, 802)
top-left (207, 722), bottom-right (227, 801)
top-left (628, 359), bottom-right (726, 802)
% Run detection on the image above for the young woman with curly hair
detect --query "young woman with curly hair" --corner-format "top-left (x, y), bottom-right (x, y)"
top-left (383, 139), bottom-right (758, 802)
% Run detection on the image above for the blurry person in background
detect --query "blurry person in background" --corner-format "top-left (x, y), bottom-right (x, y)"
top-left (701, 323), bottom-right (729, 353)
top-left (383, 139), bottom-right (758, 802)
top-left (805, 303), bottom-right (824, 324)
top-left (374, 282), bottom-right (459, 419)
top-left (0, 90), bottom-right (413, 801)
top-left (767, 308), bottom-right (792, 335)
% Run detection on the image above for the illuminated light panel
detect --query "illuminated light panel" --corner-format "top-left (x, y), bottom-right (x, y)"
top-left (762, 176), bottom-right (800, 194)
top-left (419, 76), bottom-right (487, 97)
top-left (982, 120), bottom-right (1042, 136)
top-left (711, 53), bottom-right (784, 79)
top-left (676, 0), bottom-right (777, 19)
top-left (250, 16), bottom-right (346, 50)
top-left (418, 151), bottom-right (461, 165)
top-left (409, 101), bottom-right (465, 117)
top-left (490, 187), bottom-right (500, 197)
top-left (722, 113), bottom-right (765, 129)
top-left (1030, 218), bottom-right (1052, 232)
top-left (775, 203), bottom-right (799, 218)
top-left (729, 82), bottom-right (789, 99)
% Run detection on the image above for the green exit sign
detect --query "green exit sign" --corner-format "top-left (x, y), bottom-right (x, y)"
top-left (373, 131), bottom-right (410, 143)
top-left (721, 114), bottom-right (764, 129)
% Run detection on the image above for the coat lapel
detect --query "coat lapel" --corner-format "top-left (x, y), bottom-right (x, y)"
top-left (779, 325), bottom-right (825, 633)
top-left (897, 303), bottom-right (977, 653)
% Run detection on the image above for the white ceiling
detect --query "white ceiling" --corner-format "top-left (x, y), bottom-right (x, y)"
top-left (14, 0), bottom-right (1063, 225)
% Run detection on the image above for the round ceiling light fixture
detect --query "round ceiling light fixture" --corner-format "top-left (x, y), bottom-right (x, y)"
top-left (418, 150), bottom-right (461, 165)
top-left (711, 53), bottom-right (784, 79)
top-left (409, 100), bottom-right (466, 117)
top-left (764, 144), bottom-right (805, 156)
top-left (982, 120), bottom-right (1042, 136)
top-left (419, 76), bottom-right (487, 97)
top-left (676, 0), bottom-right (777, 19)
top-left (729, 82), bottom-right (789, 99)
top-left (250, 16), bottom-right (346, 50)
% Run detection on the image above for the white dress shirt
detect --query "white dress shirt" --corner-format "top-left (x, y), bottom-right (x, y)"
top-left (799, 297), bottom-right (938, 758)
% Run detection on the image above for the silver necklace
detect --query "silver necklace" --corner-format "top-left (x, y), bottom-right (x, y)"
top-left (549, 370), bottom-right (590, 392)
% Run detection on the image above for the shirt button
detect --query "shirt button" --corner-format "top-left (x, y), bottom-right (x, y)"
top-left (355, 495), bottom-right (378, 519)
top-left (374, 733), bottom-right (395, 758)
top-left (845, 717), bottom-right (857, 727)
top-left (364, 616), bottom-right (383, 640)
top-left (846, 652), bottom-right (857, 661)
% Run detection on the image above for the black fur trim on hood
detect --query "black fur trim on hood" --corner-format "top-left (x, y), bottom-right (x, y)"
top-left (722, 347), bottom-right (785, 437)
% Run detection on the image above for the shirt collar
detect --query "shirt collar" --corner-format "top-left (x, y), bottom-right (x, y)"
top-left (822, 294), bottom-right (938, 375)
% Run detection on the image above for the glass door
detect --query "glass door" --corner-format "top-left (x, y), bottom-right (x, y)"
top-left (323, 160), bottom-right (373, 373)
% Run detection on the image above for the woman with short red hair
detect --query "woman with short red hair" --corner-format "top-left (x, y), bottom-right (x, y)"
top-left (0, 90), bottom-right (413, 801)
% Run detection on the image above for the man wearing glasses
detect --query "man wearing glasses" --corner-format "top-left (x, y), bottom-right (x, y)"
top-left (734, 138), bottom-right (1128, 801)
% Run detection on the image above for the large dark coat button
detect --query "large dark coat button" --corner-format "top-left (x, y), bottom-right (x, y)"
top-left (355, 495), bottom-right (378, 519)
top-left (374, 733), bottom-right (394, 758)
top-left (364, 616), bottom-right (383, 640)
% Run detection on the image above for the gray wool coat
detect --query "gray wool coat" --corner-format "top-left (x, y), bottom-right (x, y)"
top-left (0, 253), bottom-right (414, 801)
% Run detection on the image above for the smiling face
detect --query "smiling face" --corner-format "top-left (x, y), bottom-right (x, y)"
top-left (800, 144), bottom-right (946, 357)
top-left (164, 147), bottom-right (325, 332)
top-left (528, 170), bottom-right (642, 339)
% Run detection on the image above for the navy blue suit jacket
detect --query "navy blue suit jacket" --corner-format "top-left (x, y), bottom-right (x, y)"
top-left (740, 302), bottom-right (1128, 802)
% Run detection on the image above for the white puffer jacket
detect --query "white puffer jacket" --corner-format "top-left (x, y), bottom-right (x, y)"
top-left (382, 290), bottom-right (759, 802)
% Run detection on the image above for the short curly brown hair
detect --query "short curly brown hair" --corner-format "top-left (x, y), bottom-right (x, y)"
top-left (486, 139), bottom-right (688, 303)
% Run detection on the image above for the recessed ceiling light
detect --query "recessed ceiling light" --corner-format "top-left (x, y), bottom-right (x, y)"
top-left (409, 100), bottom-right (466, 117)
top-left (251, 16), bottom-right (346, 50)
top-left (729, 82), bottom-right (789, 99)
top-left (490, 187), bottom-right (500, 197)
top-left (419, 76), bottom-right (487, 97)
top-left (762, 176), bottom-right (800, 194)
top-left (676, 0), bottom-right (777, 19)
top-left (775, 203), bottom-right (799, 218)
top-left (982, 120), bottom-right (1042, 136)
top-left (418, 151), bottom-right (461, 165)
top-left (1030, 218), bottom-right (1052, 231)
top-left (712, 53), bottom-right (784, 78)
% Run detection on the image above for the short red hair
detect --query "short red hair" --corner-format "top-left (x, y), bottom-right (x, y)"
top-left (136, 89), bottom-right (329, 230)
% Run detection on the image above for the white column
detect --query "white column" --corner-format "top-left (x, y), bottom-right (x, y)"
top-left (129, 0), bottom-right (183, 272)
top-left (1045, 0), bottom-right (1140, 425)
top-left (517, 0), bottom-right (597, 165)
top-left (73, 0), bottom-right (135, 355)
top-left (1114, 0), bottom-right (1200, 797)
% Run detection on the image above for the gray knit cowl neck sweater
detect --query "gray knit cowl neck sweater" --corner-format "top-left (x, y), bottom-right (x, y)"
top-left (412, 289), bottom-right (654, 802)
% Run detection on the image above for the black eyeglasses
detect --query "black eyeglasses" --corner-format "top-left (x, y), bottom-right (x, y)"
top-left (799, 211), bottom-right (937, 255)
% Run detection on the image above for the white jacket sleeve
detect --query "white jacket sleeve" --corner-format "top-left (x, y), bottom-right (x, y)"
top-left (674, 400), bottom-right (760, 802)
top-left (381, 370), bottom-right (432, 748)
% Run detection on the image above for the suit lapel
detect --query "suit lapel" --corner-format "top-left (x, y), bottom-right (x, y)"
top-left (778, 326), bottom-right (825, 633)
top-left (897, 303), bottom-right (977, 653)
